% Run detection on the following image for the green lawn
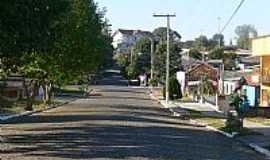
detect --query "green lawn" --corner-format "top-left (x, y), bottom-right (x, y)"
top-left (186, 108), bottom-right (258, 136)
top-left (0, 98), bottom-right (65, 114)
top-left (57, 87), bottom-right (85, 94)
top-left (247, 117), bottom-right (270, 126)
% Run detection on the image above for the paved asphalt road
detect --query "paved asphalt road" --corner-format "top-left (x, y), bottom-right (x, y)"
top-left (0, 68), bottom-right (267, 160)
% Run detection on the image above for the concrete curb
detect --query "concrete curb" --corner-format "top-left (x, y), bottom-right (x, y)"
top-left (149, 91), bottom-right (270, 159)
top-left (249, 143), bottom-right (270, 158)
top-left (206, 126), bottom-right (235, 138)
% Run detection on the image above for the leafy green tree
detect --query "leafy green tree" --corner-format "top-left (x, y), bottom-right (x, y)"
top-left (208, 47), bottom-right (224, 59)
top-left (188, 48), bottom-right (202, 60)
top-left (235, 24), bottom-right (258, 49)
top-left (0, 0), bottom-right (113, 109)
top-left (152, 27), bottom-right (181, 42)
top-left (212, 34), bottom-right (224, 46)
top-left (154, 42), bottom-right (182, 81)
top-left (194, 35), bottom-right (209, 51)
top-left (134, 37), bottom-right (152, 54)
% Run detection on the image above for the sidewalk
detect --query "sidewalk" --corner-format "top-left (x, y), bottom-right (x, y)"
top-left (170, 100), bottom-right (270, 158)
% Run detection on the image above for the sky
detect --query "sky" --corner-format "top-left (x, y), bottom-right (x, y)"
top-left (96, 0), bottom-right (270, 44)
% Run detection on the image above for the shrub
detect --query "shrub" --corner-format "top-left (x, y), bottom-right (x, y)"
top-left (149, 78), bottom-right (158, 87)
top-left (163, 77), bottom-right (182, 100)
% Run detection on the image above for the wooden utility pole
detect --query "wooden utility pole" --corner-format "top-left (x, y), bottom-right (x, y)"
top-left (153, 14), bottom-right (176, 104)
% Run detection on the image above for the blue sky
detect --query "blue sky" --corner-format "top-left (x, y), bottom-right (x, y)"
top-left (96, 0), bottom-right (270, 44)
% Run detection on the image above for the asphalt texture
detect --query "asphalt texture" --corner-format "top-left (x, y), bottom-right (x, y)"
top-left (0, 68), bottom-right (267, 160)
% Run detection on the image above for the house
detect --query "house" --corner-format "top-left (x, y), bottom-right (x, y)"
top-left (112, 29), bottom-right (152, 54)
top-left (224, 47), bottom-right (252, 57)
top-left (221, 71), bottom-right (245, 95)
top-left (237, 56), bottom-right (260, 72)
top-left (0, 75), bottom-right (25, 101)
top-left (252, 35), bottom-right (270, 107)
top-left (243, 68), bottom-right (260, 107)
top-left (177, 62), bottom-right (218, 96)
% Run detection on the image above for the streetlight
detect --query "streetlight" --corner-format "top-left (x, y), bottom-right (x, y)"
top-left (153, 14), bottom-right (176, 104)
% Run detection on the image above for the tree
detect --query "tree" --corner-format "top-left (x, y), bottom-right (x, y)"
top-left (212, 34), bottom-right (224, 46)
top-left (182, 40), bottom-right (194, 49)
top-left (0, 0), bottom-right (71, 109)
top-left (0, 0), bottom-right (113, 109)
top-left (188, 48), bottom-right (202, 60)
top-left (228, 78), bottom-right (250, 130)
top-left (163, 77), bottom-right (182, 100)
top-left (134, 37), bottom-right (151, 54)
top-left (198, 75), bottom-right (216, 103)
top-left (152, 27), bottom-right (181, 42)
top-left (224, 52), bottom-right (238, 70)
top-left (235, 24), bottom-right (258, 49)
top-left (208, 47), bottom-right (224, 59)
top-left (194, 35), bottom-right (208, 51)
top-left (154, 42), bottom-right (182, 81)
top-left (208, 34), bottom-right (225, 49)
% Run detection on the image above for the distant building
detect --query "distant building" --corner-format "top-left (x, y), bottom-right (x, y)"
top-left (177, 62), bottom-right (218, 96)
top-left (112, 29), bottom-right (152, 54)
top-left (0, 75), bottom-right (25, 101)
top-left (252, 35), bottom-right (270, 107)
top-left (224, 47), bottom-right (252, 57)
top-left (237, 56), bottom-right (260, 72)
top-left (220, 71), bottom-right (245, 96)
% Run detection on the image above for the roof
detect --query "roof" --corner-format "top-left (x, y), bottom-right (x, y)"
top-left (239, 56), bottom-right (260, 65)
top-left (186, 63), bottom-right (218, 81)
top-left (223, 71), bottom-right (245, 80)
top-left (181, 56), bottom-right (202, 71)
top-left (118, 29), bottom-right (134, 35)
top-left (113, 29), bottom-right (152, 37)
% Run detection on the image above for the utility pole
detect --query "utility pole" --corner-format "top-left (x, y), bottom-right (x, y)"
top-left (217, 17), bottom-right (224, 95)
top-left (150, 38), bottom-right (154, 81)
top-left (153, 14), bottom-right (176, 104)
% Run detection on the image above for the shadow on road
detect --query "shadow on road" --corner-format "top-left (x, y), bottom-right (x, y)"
top-left (0, 66), bottom-right (266, 160)
top-left (1, 120), bottom-right (259, 160)
top-left (1, 101), bottom-right (263, 160)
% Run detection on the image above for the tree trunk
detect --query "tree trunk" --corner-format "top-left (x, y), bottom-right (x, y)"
top-left (23, 80), bottom-right (33, 111)
top-left (200, 95), bottom-right (205, 104)
top-left (42, 81), bottom-right (52, 104)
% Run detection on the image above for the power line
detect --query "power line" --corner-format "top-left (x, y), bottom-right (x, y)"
top-left (220, 0), bottom-right (246, 34)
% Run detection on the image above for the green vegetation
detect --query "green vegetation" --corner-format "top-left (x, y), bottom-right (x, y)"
top-left (0, 98), bottom-right (64, 114)
top-left (116, 27), bottom-right (182, 83)
top-left (188, 48), bottom-right (202, 60)
top-left (186, 108), bottom-right (257, 136)
top-left (235, 24), bottom-right (258, 49)
top-left (163, 77), bottom-right (182, 100)
top-left (0, 0), bottom-right (112, 110)
top-left (247, 117), bottom-right (270, 126)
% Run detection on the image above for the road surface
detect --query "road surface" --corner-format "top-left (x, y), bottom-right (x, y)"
top-left (0, 68), bottom-right (266, 160)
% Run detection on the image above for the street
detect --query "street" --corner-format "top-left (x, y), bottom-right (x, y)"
top-left (0, 68), bottom-right (266, 160)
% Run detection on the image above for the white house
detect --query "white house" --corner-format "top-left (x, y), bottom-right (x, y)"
top-left (112, 29), bottom-right (152, 54)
